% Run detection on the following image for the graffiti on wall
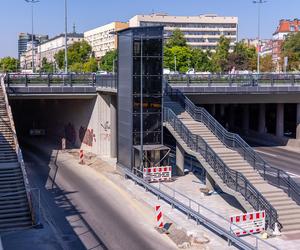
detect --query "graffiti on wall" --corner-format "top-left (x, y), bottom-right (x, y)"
top-left (79, 126), bottom-right (96, 147)
top-left (64, 122), bottom-right (76, 145)
top-left (100, 121), bottom-right (111, 141)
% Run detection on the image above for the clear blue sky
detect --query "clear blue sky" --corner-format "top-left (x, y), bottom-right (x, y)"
top-left (1, 0), bottom-right (299, 57)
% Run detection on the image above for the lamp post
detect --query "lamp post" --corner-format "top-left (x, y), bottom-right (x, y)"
top-left (174, 55), bottom-right (177, 72)
top-left (64, 0), bottom-right (68, 73)
top-left (25, 0), bottom-right (39, 73)
top-left (253, 0), bottom-right (267, 74)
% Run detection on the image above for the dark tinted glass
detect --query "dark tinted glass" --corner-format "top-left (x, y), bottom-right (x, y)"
top-left (133, 39), bottom-right (162, 57)
top-left (133, 57), bottom-right (162, 76)
top-left (133, 96), bottom-right (162, 113)
top-left (133, 113), bottom-right (162, 132)
top-left (133, 76), bottom-right (162, 94)
top-left (133, 132), bottom-right (162, 145)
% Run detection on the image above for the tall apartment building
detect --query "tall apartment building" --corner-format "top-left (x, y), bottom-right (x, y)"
top-left (272, 19), bottom-right (300, 69)
top-left (84, 22), bottom-right (128, 59)
top-left (18, 33), bottom-right (48, 59)
top-left (129, 13), bottom-right (238, 51)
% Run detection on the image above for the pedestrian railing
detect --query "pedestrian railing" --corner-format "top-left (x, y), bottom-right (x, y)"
top-left (165, 85), bottom-right (300, 211)
top-left (166, 73), bottom-right (300, 87)
top-left (125, 168), bottom-right (279, 250)
top-left (164, 107), bottom-right (279, 230)
top-left (4, 73), bottom-right (117, 90)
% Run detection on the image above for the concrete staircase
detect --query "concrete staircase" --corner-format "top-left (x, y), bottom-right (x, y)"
top-left (0, 85), bottom-right (32, 231)
top-left (165, 98), bottom-right (300, 232)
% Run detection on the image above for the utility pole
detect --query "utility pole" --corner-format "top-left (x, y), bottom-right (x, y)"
top-left (253, 0), bottom-right (267, 74)
top-left (64, 0), bottom-right (68, 73)
top-left (174, 55), bottom-right (177, 72)
top-left (25, 0), bottom-right (39, 73)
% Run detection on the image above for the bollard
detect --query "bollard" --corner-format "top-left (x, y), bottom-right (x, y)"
top-left (61, 137), bottom-right (66, 150)
top-left (155, 205), bottom-right (164, 228)
top-left (79, 149), bottom-right (84, 164)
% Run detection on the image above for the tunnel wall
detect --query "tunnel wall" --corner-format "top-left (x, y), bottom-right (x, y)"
top-left (11, 93), bottom-right (115, 158)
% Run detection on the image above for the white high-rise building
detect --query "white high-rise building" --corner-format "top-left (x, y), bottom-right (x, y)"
top-left (84, 22), bottom-right (128, 59)
top-left (129, 13), bottom-right (238, 51)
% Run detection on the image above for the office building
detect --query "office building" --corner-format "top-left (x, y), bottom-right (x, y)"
top-left (84, 22), bottom-right (128, 59)
top-left (129, 13), bottom-right (238, 51)
top-left (18, 33), bottom-right (48, 59)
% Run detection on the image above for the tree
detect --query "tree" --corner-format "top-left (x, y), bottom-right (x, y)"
top-left (0, 57), bottom-right (18, 72)
top-left (260, 54), bottom-right (274, 72)
top-left (40, 57), bottom-right (53, 73)
top-left (164, 46), bottom-right (193, 73)
top-left (227, 42), bottom-right (257, 71)
top-left (83, 57), bottom-right (98, 72)
top-left (211, 36), bottom-right (231, 72)
top-left (54, 40), bottom-right (93, 70)
top-left (282, 32), bottom-right (300, 71)
top-left (99, 49), bottom-right (117, 72)
top-left (191, 48), bottom-right (213, 72)
top-left (166, 29), bottom-right (187, 48)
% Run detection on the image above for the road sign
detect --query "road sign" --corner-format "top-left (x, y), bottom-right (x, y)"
top-left (143, 166), bottom-right (172, 182)
top-left (230, 211), bottom-right (265, 236)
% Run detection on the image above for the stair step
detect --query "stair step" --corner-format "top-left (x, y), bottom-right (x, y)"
top-left (281, 224), bottom-right (300, 232)
top-left (0, 221), bottom-right (32, 231)
top-left (277, 209), bottom-right (300, 216)
top-left (0, 214), bottom-right (31, 224)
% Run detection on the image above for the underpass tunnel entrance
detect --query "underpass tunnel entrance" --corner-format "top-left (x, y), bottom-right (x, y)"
top-left (9, 94), bottom-right (117, 158)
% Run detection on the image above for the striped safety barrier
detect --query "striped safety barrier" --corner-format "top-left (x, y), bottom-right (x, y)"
top-left (79, 149), bottom-right (84, 164)
top-left (230, 211), bottom-right (265, 236)
top-left (155, 205), bottom-right (164, 228)
top-left (143, 166), bottom-right (172, 182)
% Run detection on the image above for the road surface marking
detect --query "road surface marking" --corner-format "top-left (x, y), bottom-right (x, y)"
top-left (255, 150), bottom-right (278, 158)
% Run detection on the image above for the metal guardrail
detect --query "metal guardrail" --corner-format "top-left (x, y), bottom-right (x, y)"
top-left (124, 168), bottom-right (279, 250)
top-left (5, 73), bottom-right (300, 91)
top-left (166, 85), bottom-right (300, 209)
top-left (164, 107), bottom-right (279, 230)
top-left (166, 73), bottom-right (300, 87)
top-left (0, 78), bottom-right (38, 226)
top-left (4, 73), bottom-right (117, 90)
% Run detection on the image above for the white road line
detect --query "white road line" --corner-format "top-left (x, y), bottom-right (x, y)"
top-left (255, 150), bottom-right (278, 158)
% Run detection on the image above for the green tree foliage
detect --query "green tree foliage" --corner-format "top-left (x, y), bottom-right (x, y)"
top-left (260, 54), bottom-right (274, 72)
top-left (164, 46), bottom-right (193, 73)
top-left (40, 57), bottom-right (53, 73)
top-left (211, 36), bottom-right (230, 72)
top-left (99, 49), bottom-right (117, 72)
top-left (54, 40), bottom-right (93, 71)
top-left (0, 57), bottom-right (18, 72)
top-left (83, 57), bottom-right (98, 72)
top-left (166, 29), bottom-right (187, 48)
top-left (282, 32), bottom-right (300, 71)
top-left (227, 42), bottom-right (257, 71)
top-left (192, 48), bottom-right (213, 72)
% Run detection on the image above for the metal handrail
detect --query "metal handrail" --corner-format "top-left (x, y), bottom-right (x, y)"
top-left (0, 78), bottom-right (36, 225)
top-left (166, 73), bottom-right (300, 87)
top-left (164, 107), bottom-right (279, 229)
top-left (166, 86), bottom-right (300, 207)
top-left (125, 168), bottom-right (279, 250)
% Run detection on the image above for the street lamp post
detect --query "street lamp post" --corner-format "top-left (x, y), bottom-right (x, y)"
top-left (25, 0), bottom-right (39, 73)
top-left (174, 55), bottom-right (177, 72)
top-left (253, 0), bottom-right (267, 74)
top-left (64, 0), bottom-right (68, 73)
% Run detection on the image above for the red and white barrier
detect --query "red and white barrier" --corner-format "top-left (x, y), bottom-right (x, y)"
top-left (230, 211), bottom-right (265, 236)
top-left (155, 205), bottom-right (164, 228)
top-left (143, 166), bottom-right (172, 182)
top-left (79, 149), bottom-right (84, 164)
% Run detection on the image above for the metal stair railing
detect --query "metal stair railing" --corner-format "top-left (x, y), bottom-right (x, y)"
top-left (164, 107), bottom-right (279, 230)
top-left (0, 78), bottom-right (37, 226)
top-left (165, 85), bottom-right (300, 207)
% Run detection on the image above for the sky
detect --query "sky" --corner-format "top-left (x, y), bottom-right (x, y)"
top-left (0, 0), bottom-right (299, 58)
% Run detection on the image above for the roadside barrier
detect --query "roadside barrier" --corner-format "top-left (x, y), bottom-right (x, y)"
top-left (79, 149), bottom-right (84, 164)
top-left (155, 205), bottom-right (164, 228)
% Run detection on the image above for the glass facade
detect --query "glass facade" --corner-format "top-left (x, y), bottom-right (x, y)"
top-left (132, 33), bottom-right (163, 146)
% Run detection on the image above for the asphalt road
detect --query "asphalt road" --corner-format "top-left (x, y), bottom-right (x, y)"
top-left (255, 146), bottom-right (300, 183)
top-left (11, 141), bottom-right (176, 250)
